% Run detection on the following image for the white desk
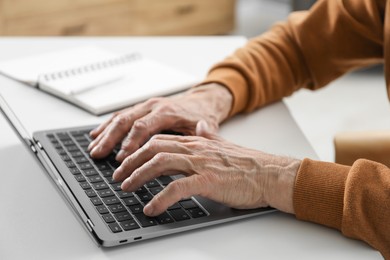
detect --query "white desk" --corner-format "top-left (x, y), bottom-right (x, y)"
top-left (0, 37), bottom-right (382, 259)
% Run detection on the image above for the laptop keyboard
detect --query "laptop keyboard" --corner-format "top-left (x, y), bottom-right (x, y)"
top-left (46, 129), bottom-right (207, 233)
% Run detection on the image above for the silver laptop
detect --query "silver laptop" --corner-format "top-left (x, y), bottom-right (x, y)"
top-left (0, 94), bottom-right (274, 247)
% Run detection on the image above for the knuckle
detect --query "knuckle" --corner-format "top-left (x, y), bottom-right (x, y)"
top-left (132, 119), bottom-right (148, 132)
top-left (130, 169), bottom-right (142, 181)
top-left (112, 114), bottom-right (129, 128)
top-left (152, 152), bottom-right (169, 165)
top-left (144, 139), bottom-right (159, 152)
top-left (157, 103), bottom-right (176, 113)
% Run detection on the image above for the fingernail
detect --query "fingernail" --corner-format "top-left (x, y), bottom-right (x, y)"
top-left (112, 167), bottom-right (122, 181)
top-left (144, 203), bottom-right (154, 216)
top-left (116, 150), bottom-right (128, 161)
top-left (90, 146), bottom-right (100, 157)
top-left (89, 129), bottom-right (96, 136)
top-left (88, 139), bottom-right (97, 150)
top-left (121, 180), bottom-right (130, 191)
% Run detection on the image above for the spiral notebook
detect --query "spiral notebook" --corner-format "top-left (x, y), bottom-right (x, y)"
top-left (0, 46), bottom-right (198, 115)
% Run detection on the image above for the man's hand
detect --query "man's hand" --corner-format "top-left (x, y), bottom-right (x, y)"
top-left (88, 83), bottom-right (232, 161)
top-left (113, 120), bottom-right (301, 216)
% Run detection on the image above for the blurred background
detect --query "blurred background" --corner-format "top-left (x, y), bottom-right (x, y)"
top-left (3, 0), bottom-right (384, 164)
top-left (0, 0), bottom-right (316, 37)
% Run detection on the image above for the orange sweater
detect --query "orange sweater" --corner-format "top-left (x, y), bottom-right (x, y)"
top-left (202, 0), bottom-right (390, 258)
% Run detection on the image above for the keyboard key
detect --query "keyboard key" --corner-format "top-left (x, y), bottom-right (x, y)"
top-left (107, 154), bottom-right (121, 168)
top-left (74, 157), bottom-right (89, 164)
top-left (56, 133), bottom-right (71, 141)
top-left (47, 134), bottom-right (55, 140)
top-left (135, 186), bottom-right (147, 194)
top-left (75, 138), bottom-right (88, 144)
top-left (145, 180), bottom-right (160, 188)
top-left (123, 197), bottom-right (140, 206)
top-left (138, 192), bottom-right (153, 202)
top-left (106, 176), bottom-right (119, 184)
top-left (70, 130), bottom-right (85, 137)
top-left (120, 220), bottom-right (140, 231)
top-left (108, 222), bottom-right (122, 233)
top-left (62, 140), bottom-right (75, 146)
top-left (117, 191), bottom-right (133, 199)
top-left (156, 212), bottom-right (174, 224)
top-left (80, 182), bottom-right (91, 190)
top-left (69, 168), bottom-right (81, 175)
top-left (83, 169), bottom-right (98, 176)
top-left (102, 196), bottom-right (120, 205)
top-left (92, 182), bottom-right (109, 190)
top-left (114, 211), bottom-right (133, 222)
top-left (133, 213), bottom-right (158, 227)
top-left (96, 205), bottom-right (109, 214)
top-left (102, 213), bottom-right (116, 223)
top-left (128, 204), bottom-right (143, 214)
top-left (65, 161), bottom-right (76, 168)
top-left (187, 207), bottom-right (207, 218)
top-left (101, 170), bottom-right (114, 177)
top-left (149, 186), bottom-right (163, 195)
top-left (157, 176), bottom-right (173, 186)
top-left (179, 199), bottom-right (198, 209)
top-left (56, 148), bottom-right (67, 155)
top-left (120, 219), bottom-right (139, 231)
top-left (66, 145), bottom-right (80, 152)
top-left (168, 208), bottom-right (190, 221)
top-left (111, 183), bottom-right (122, 191)
top-left (94, 161), bottom-right (110, 171)
top-left (167, 203), bottom-right (181, 210)
top-left (108, 204), bottom-right (126, 213)
top-left (74, 175), bottom-right (86, 182)
top-left (91, 197), bottom-right (103, 206)
top-left (97, 189), bottom-right (114, 198)
top-left (78, 162), bottom-right (93, 170)
top-left (61, 155), bottom-right (71, 161)
top-left (88, 175), bottom-right (103, 183)
top-left (70, 151), bottom-right (84, 158)
top-left (85, 189), bottom-right (97, 198)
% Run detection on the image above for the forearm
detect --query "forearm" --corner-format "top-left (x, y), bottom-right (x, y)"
top-left (200, 0), bottom-right (384, 118)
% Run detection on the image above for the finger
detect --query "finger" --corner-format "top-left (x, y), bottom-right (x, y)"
top-left (115, 111), bottom-right (177, 161)
top-left (90, 109), bottom-right (149, 158)
top-left (144, 176), bottom-right (201, 216)
top-left (113, 138), bottom-right (190, 181)
top-left (89, 112), bottom-right (118, 139)
top-left (120, 152), bottom-right (192, 191)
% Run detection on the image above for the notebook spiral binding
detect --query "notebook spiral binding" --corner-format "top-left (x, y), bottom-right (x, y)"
top-left (42, 53), bottom-right (141, 82)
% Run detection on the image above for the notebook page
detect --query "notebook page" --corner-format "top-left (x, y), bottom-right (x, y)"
top-left (73, 58), bottom-right (198, 114)
top-left (0, 46), bottom-right (116, 85)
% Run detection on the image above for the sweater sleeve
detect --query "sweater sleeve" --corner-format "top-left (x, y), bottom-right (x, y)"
top-left (200, 0), bottom-right (385, 117)
top-left (294, 159), bottom-right (390, 259)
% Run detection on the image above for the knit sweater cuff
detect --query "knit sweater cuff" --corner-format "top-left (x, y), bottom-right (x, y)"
top-left (293, 158), bottom-right (350, 230)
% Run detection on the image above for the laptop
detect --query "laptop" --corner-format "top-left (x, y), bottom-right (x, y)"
top-left (0, 93), bottom-right (275, 247)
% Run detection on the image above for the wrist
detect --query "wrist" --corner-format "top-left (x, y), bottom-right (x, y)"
top-left (262, 155), bottom-right (301, 214)
top-left (190, 83), bottom-right (233, 123)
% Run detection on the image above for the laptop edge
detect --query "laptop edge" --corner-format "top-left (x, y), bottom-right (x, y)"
top-left (0, 93), bottom-right (275, 247)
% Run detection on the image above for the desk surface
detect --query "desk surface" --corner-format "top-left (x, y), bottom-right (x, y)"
top-left (0, 37), bottom-right (382, 259)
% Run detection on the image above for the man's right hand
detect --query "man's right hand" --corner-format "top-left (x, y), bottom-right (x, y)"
top-left (88, 83), bottom-right (233, 161)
